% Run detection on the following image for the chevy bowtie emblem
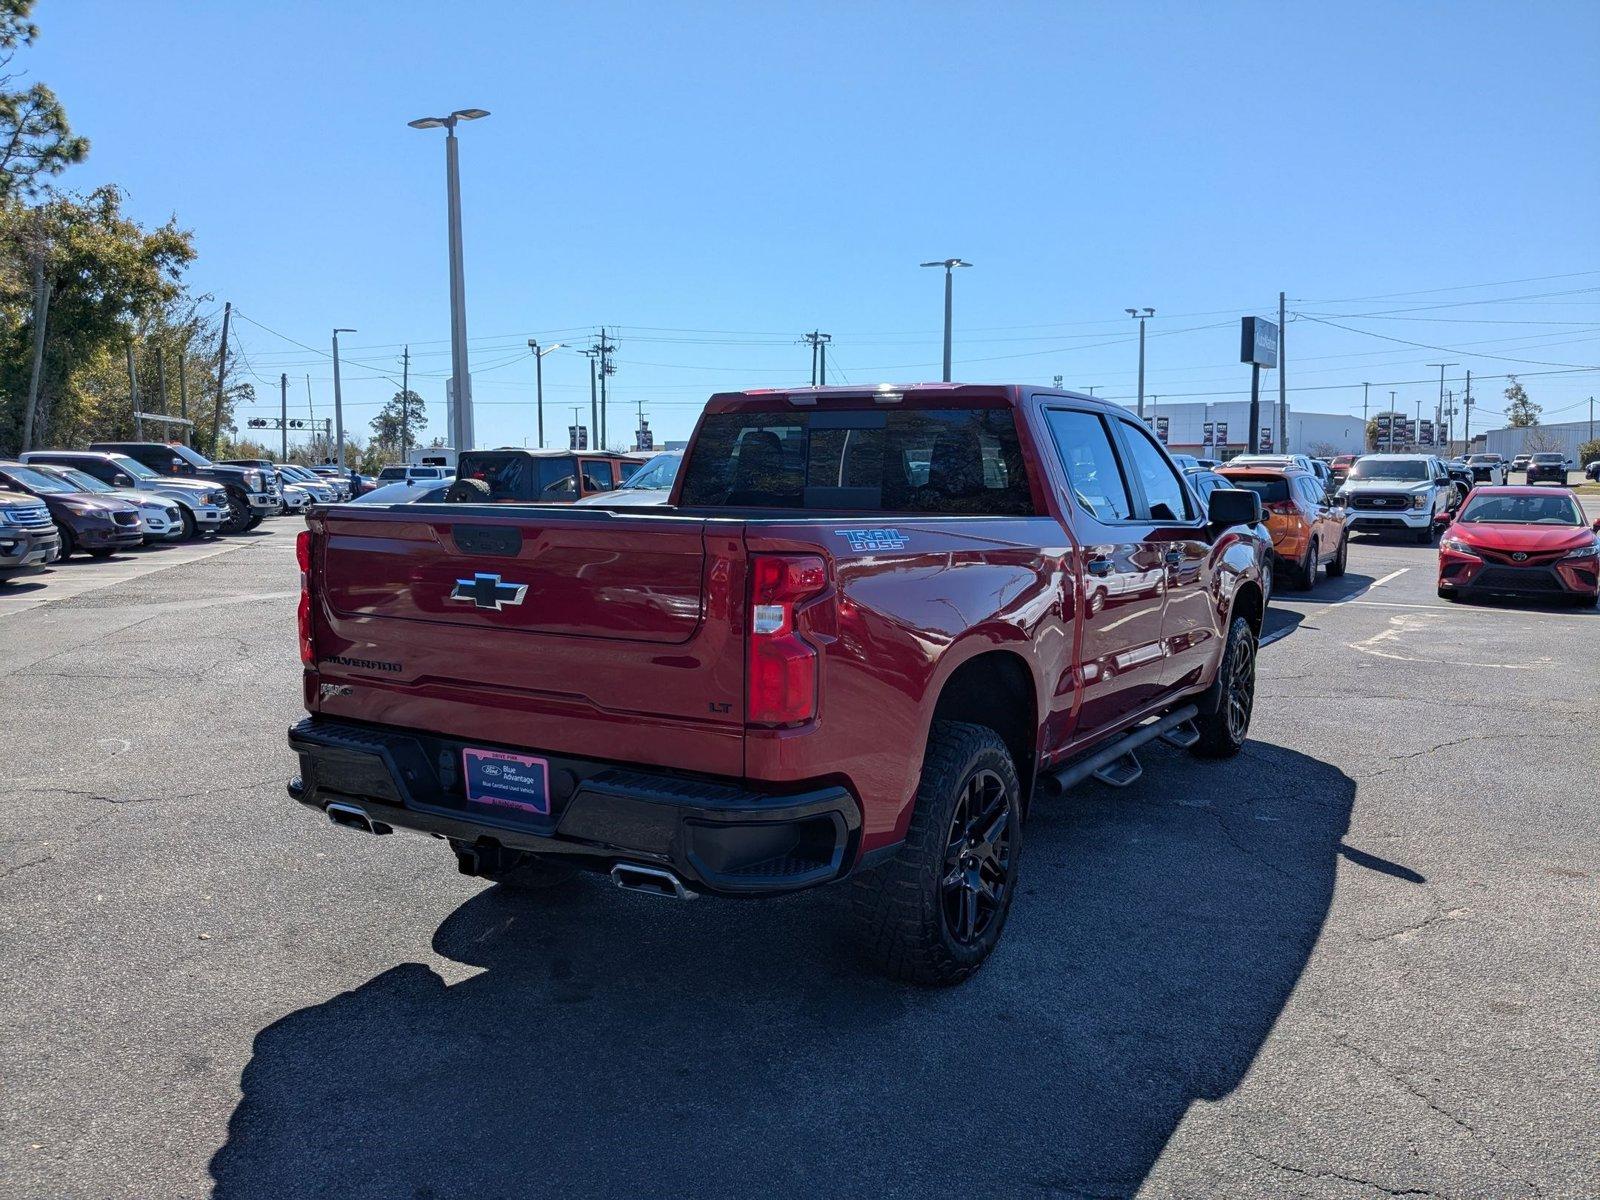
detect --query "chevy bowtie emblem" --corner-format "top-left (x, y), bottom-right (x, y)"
top-left (1511, 551), bottom-right (1528, 561)
top-left (450, 573), bottom-right (529, 611)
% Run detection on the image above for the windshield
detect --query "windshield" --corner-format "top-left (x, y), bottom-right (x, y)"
top-left (1, 465), bottom-right (76, 495)
top-left (1468, 455), bottom-right (1499, 464)
top-left (1530, 454), bottom-right (1563, 464)
top-left (1348, 458), bottom-right (1428, 482)
top-left (619, 454), bottom-right (681, 490)
top-left (55, 467), bottom-right (115, 493)
top-left (107, 454), bottom-right (157, 479)
top-left (170, 445), bottom-right (214, 469)
top-left (377, 467), bottom-right (406, 481)
top-left (1457, 493), bottom-right (1582, 526)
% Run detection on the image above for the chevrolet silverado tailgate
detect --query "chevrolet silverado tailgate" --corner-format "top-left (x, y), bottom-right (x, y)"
top-left (308, 505), bottom-right (748, 776)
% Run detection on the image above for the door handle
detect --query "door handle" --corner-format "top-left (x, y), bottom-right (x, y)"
top-left (1087, 557), bottom-right (1113, 576)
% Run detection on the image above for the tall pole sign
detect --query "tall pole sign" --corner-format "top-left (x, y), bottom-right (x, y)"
top-left (1240, 317), bottom-right (1280, 454)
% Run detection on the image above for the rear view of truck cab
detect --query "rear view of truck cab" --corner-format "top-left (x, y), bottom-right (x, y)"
top-left (289, 384), bottom-right (1264, 984)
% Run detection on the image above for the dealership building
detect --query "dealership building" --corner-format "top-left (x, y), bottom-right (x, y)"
top-left (1125, 399), bottom-right (1369, 457)
top-left (1480, 419), bottom-right (1598, 462)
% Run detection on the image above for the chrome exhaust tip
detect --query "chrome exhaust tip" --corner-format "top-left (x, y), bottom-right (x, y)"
top-left (325, 802), bottom-right (392, 836)
top-left (610, 862), bottom-right (696, 901)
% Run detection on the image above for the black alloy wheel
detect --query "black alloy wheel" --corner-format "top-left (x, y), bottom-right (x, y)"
top-left (1223, 625), bottom-right (1257, 744)
top-left (941, 768), bottom-right (1014, 949)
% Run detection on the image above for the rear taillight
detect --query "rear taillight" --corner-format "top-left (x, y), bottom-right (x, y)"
top-left (747, 554), bottom-right (827, 727)
top-left (296, 530), bottom-right (314, 666)
top-left (1266, 501), bottom-right (1299, 516)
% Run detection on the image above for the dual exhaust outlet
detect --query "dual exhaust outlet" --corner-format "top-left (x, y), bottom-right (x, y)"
top-left (322, 802), bottom-right (695, 900)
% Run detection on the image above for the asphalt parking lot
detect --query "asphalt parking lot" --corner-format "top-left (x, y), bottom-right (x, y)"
top-left (2, 513), bottom-right (1597, 1200)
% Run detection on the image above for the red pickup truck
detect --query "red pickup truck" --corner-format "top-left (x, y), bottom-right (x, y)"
top-left (288, 384), bottom-right (1267, 983)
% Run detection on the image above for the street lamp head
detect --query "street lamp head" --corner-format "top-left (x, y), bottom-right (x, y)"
top-left (921, 258), bottom-right (970, 269)
top-left (1125, 308), bottom-right (1139, 317)
top-left (1142, 307), bottom-right (1155, 317)
top-left (333, 327), bottom-right (356, 335)
top-left (407, 117), bottom-right (448, 129)
top-left (451, 108), bottom-right (490, 121)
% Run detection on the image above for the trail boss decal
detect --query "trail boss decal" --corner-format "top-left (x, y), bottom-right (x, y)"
top-left (836, 528), bottom-right (909, 552)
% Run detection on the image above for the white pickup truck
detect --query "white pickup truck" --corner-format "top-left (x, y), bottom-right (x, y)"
top-left (1336, 454), bottom-right (1457, 543)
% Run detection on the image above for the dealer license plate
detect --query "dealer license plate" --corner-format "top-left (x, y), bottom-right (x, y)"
top-left (462, 747), bottom-right (551, 817)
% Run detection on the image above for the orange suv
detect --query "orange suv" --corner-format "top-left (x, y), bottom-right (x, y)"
top-left (1217, 463), bottom-right (1349, 590)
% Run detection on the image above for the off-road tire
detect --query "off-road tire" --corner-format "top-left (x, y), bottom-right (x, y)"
top-left (1191, 615), bottom-right (1257, 759)
top-left (245, 513), bottom-right (264, 531)
top-left (849, 720), bottom-right (1022, 986)
top-left (1325, 530), bottom-right (1349, 578)
top-left (445, 477), bottom-right (492, 503)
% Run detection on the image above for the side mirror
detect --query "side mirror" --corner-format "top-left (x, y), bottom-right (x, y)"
top-left (1592, 518), bottom-right (1600, 533)
top-left (1208, 487), bottom-right (1262, 527)
top-left (113, 474), bottom-right (134, 487)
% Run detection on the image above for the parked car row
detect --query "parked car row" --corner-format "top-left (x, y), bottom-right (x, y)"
top-left (0, 444), bottom-right (374, 585)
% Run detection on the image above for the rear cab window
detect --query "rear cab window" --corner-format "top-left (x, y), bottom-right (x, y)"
top-left (678, 406), bottom-right (1036, 514)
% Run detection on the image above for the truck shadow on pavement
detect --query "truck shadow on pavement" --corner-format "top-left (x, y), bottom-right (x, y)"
top-left (210, 744), bottom-right (1359, 1200)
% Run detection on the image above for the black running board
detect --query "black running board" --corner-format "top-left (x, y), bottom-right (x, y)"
top-left (1040, 705), bottom-right (1200, 796)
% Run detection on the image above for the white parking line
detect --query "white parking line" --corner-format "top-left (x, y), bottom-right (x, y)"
top-left (1349, 599), bottom-right (1595, 620)
top-left (1367, 567), bottom-right (1410, 589)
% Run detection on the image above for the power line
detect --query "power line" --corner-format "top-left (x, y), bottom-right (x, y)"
top-left (1294, 313), bottom-right (1600, 370)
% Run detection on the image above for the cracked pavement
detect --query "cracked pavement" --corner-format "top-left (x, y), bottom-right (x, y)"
top-left (1, 518), bottom-right (1597, 1200)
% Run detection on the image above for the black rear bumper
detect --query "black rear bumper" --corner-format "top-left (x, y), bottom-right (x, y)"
top-left (287, 717), bottom-right (862, 897)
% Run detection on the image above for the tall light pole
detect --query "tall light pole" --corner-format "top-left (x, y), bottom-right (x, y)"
top-left (331, 327), bottom-right (355, 470)
top-left (1362, 382), bottom-right (1371, 451)
top-left (1389, 390), bottom-right (1398, 452)
top-left (1427, 363), bottom-right (1457, 452)
top-left (527, 339), bottom-right (561, 448)
top-left (1126, 307), bottom-right (1154, 417)
top-left (921, 258), bottom-right (970, 382)
top-left (408, 107), bottom-right (489, 452)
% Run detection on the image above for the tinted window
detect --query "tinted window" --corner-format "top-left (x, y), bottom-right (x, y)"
top-left (1349, 458), bottom-right (1429, 482)
top-left (679, 407), bottom-right (1034, 514)
top-left (1043, 409), bottom-right (1133, 522)
top-left (1457, 492), bottom-right (1581, 525)
top-left (1118, 422), bottom-right (1193, 521)
top-left (1221, 475), bottom-right (1290, 505)
top-left (377, 467), bottom-right (406, 481)
top-left (580, 461), bottom-right (614, 493)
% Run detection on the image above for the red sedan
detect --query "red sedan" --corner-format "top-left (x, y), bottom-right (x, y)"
top-left (1438, 486), bottom-right (1600, 606)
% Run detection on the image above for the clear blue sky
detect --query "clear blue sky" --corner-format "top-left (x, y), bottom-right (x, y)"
top-left (30, 0), bottom-right (1600, 449)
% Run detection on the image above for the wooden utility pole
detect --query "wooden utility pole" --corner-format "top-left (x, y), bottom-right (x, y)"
top-left (211, 302), bottom-right (231, 456)
top-left (400, 345), bottom-right (411, 460)
top-left (1277, 291), bottom-right (1287, 452)
top-left (127, 340), bottom-right (143, 439)
top-left (178, 348), bottom-right (189, 442)
top-left (21, 251), bottom-right (52, 453)
top-left (155, 346), bottom-right (167, 415)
